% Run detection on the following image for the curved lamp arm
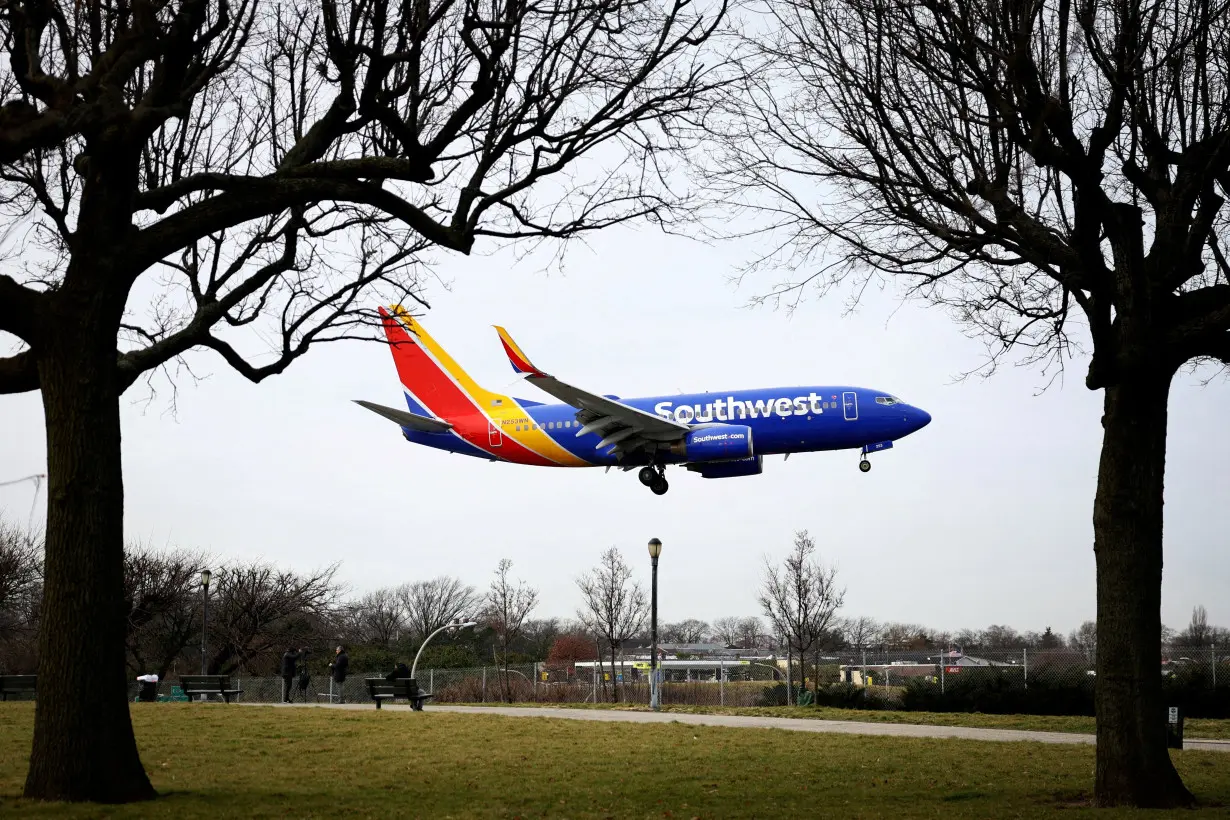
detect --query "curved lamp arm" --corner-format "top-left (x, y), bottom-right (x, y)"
top-left (411, 620), bottom-right (478, 680)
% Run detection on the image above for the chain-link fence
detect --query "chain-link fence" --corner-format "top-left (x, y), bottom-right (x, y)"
top-left (129, 646), bottom-right (1230, 718)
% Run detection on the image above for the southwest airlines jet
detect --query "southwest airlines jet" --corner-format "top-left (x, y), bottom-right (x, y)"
top-left (356, 305), bottom-right (932, 495)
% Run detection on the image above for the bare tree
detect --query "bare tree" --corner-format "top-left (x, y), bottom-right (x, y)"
top-left (0, 517), bottom-right (41, 672)
top-left (758, 530), bottom-right (844, 704)
top-left (123, 543), bottom-right (209, 680)
top-left (398, 577), bottom-right (478, 645)
top-left (576, 546), bottom-right (648, 703)
top-left (347, 587), bottom-right (404, 649)
top-left (0, 0), bottom-right (728, 801)
top-left (879, 622), bottom-right (936, 650)
top-left (736, 616), bottom-right (765, 648)
top-left (662, 618), bottom-right (709, 643)
top-left (482, 558), bottom-right (538, 703)
top-left (706, 0), bottom-right (1229, 805)
top-left (1179, 605), bottom-right (1213, 646)
top-left (711, 616), bottom-right (742, 646)
top-left (205, 561), bottom-right (341, 675)
top-left (841, 617), bottom-right (881, 652)
top-left (1069, 621), bottom-right (1098, 664)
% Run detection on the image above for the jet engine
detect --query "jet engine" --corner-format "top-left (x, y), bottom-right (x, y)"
top-left (687, 455), bottom-right (764, 478)
top-left (669, 424), bottom-right (754, 462)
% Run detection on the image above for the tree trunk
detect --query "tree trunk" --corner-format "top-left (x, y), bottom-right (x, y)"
top-left (1092, 371), bottom-right (1192, 808)
top-left (610, 645), bottom-right (619, 703)
top-left (23, 309), bottom-right (155, 802)
top-left (786, 642), bottom-right (793, 706)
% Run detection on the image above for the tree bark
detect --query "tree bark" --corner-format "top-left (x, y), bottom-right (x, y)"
top-left (610, 644), bottom-right (619, 703)
top-left (23, 302), bottom-right (155, 802)
top-left (1092, 370), bottom-right (1192, 808)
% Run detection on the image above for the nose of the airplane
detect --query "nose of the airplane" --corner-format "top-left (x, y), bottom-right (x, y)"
top-left (912, 406), bottom-right (932, 430)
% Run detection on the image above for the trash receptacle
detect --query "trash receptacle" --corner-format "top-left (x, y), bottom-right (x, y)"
top-left (139, 680), bottom-right (158, 703)
top-left (1165, 706), bottom-right (1184, 749)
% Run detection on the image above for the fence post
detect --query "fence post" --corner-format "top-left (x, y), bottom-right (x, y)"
top-left (1023, 648), bottom-right (1028, 688)
top-left (940, 653), bottom-right (945, 694)
top-left (720, 659), bottom-right (725, 706)
top-left (429, 668), bottom-right (434, 695)
top-left (482, 667), bottom-right (486, 703)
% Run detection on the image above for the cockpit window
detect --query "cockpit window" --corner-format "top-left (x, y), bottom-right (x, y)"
top-left (875, 396), bottom-right (903, 406)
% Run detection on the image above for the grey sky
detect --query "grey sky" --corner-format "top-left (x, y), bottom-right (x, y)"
top-left (1, 224), bottom-right (1227, 638)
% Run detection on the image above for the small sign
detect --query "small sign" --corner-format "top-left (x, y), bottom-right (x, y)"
top-left (1168, 707), bottom-right (1179, 724)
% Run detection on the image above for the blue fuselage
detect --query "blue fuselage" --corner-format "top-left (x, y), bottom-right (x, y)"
top-left (401, 385), bottom-right (931, 467)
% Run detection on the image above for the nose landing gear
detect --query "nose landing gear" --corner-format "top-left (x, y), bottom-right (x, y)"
top-left (638, 465), bottom-right (669, 495)
top-left (858, 458), bottom-right (871, 473)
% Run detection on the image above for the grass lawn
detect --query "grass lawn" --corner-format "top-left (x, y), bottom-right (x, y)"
top-left (450, 701), bottom-right (1230, 740)
top-left (1, 703), bottom-right (1228, 818)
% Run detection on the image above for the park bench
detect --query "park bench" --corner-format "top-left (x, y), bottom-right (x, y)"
top-left (365, 677), bottom-right (433, 711)
top-left (178, 674), bottom-right (243, 703)
top-left (0, 675), bottom-right (36, 701)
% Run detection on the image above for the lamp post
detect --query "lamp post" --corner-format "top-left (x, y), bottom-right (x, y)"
top-left (199, 569), bottom-right (211, 676)
top-left (648, 538), bottom-right (662, 710)
top-left (412, 620), bottom-right (478, 680)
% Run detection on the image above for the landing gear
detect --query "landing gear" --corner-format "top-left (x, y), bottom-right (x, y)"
top-left (640, 464), bottom-right (669, 495)
top-left (858, 458), bottom-right (871, 473)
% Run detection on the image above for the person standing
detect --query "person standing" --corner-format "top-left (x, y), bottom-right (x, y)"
top-left (330, 645), bottom-right (349, 703)
top-left (280, 648), bottom-right (302, 703)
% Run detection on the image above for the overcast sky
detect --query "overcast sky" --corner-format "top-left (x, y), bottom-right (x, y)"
top-left (2, 223), bottom-right (1227, 638)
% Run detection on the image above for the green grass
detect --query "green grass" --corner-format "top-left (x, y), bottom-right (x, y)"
top-left (448, 701), bottom-right (1230, 740)
top-left (0, 703), bottom-right (1227, 818)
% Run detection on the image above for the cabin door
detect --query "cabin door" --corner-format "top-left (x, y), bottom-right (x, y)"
top-left (489, 422), bottom-right (503, 447)
top-left (842, 392), bottom-right (858, 421)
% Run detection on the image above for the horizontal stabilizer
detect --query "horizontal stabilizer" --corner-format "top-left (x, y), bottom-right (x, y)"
top-left (353, 400), bottom-right (453, 433)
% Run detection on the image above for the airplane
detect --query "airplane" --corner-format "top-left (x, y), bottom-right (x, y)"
top-left (355, 305), bottom-right (932, 495)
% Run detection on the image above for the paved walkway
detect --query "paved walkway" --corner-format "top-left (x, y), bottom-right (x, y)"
top-left (260, 702), bottom-right (1230, 752)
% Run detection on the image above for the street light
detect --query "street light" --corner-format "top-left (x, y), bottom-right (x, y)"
top-left (200, 570), bottom-right (212, 694)
top-left (648, 538), bottom-right (662, 710)
top-left (412, 620), bottom-right (478, 680)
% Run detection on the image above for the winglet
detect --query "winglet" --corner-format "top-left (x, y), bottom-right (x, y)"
top-left (494, 326), bottom-right (546, 377)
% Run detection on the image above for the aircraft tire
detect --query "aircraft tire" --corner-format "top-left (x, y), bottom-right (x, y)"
top-left (859, 459), bottom-right (871, 473)
top-left (638, 466), bottom-right (657, 486)
top-left (650, 478), bottom-right (669, 495)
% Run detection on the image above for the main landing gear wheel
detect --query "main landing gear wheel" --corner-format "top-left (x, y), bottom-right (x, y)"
top-left (638, 466), bottom-right (657, 486)
top-left (859, 458), bottom-right (871, 473)
top-left (650, 477), bottom-right (669, 495)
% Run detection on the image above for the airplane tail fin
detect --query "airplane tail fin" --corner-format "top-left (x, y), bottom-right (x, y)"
top-left (379, 305), bottom-right (509, 419)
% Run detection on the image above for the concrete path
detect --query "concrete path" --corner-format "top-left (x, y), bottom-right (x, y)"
top-left (257, 701), bottom-right (1229, 753)
top-left (429, 706), bottom-right (1230, 753)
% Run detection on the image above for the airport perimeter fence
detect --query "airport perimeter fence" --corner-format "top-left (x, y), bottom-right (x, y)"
top-left (134, 645), bottom-right (1230, 718)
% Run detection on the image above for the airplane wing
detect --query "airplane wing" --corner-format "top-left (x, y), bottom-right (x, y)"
top-left (494, 326), bottom-right (691, 458)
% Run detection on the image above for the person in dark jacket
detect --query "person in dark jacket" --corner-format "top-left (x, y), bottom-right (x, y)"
top-left (385, 662), bottom-right (411, 681)
top-left (280, 648), bottom-right (302, 703)
top-left (330, 645), bottom-right (349, 703)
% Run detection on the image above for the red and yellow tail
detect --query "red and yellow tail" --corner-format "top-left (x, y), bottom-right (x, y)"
top-left (379, 306), bottom-right (588, 466)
